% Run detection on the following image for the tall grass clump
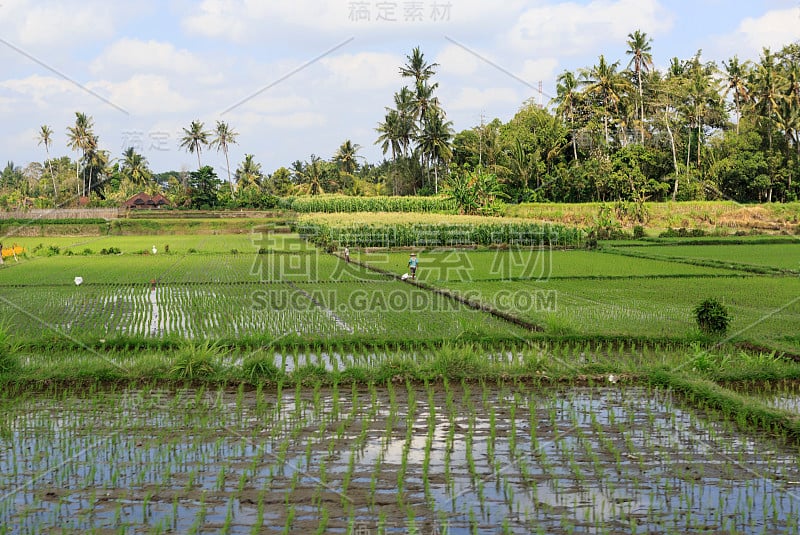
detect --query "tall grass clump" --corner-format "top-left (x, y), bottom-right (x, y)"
top-left (694, 298), bottom-right (730, 336)
top-left (242, 353), bottom-right (284, 383)
top-left (0, 325), bottom-right (20, 375)
top-left (169, 341), bottom-right (224, 379)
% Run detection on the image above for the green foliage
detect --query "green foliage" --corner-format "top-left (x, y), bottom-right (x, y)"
top-left (99, 247), bottom-right (121, 255)
top-left (290, 195), bottom-right (455, 213)
top-left (169, 341), bottom-right (223, 379)
top-left (694, 298), bottom-right (730, 335)
top-left (297, 220), bottom-right (583, 248)
top-left (189, 166), bottom-right (223, 209)
top-left (0, 326), bottom-right (20, 375)
top-left (444, 168), bottom-right (506, 216)
top-left (241, 354), bottom-right (283, 383)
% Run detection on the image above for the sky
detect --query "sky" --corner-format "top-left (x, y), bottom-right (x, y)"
top-left (1, 0), bottom-right (799, 176)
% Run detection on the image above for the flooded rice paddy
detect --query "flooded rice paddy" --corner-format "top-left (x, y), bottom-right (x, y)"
top-left (2, 384), bottom-right (799, 534)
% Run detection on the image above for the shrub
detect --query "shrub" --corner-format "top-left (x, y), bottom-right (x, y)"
top-left (242, 354), bottom-right (282, 383)
top-left (694, 298), bottom-right (730, 335)
top-left (169, 341), bottom-right (222, 379)
top-left (633, 225), bottom-right (645, 239)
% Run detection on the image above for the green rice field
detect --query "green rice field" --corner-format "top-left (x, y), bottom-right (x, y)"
top-left (3, 218), bottom-right (800, 534)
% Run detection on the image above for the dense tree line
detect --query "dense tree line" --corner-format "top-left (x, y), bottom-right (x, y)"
top-left (2, 37), bottom-right (798, 209)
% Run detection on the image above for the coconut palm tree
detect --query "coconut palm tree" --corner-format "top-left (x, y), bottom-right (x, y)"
top-left (399, 46), bottom-right (438, 84)
top-left (120, 147), bottom-right (152, 188)
top-left (211, 121), bottom-right (238, 191)
top-left (721, 56), bottom-right (752, 134)
top-left (416, 108), bottom-right (453, 193)
top-left (626, 30), bottom-right (654, 143)
top-left (235, 154), bottom-right (263, 189)
top-left (580, 56), bottom-right (631, 147)
top-left (554, 70), bottom-right (581, 160)
top-left (37, 124), bottom-right (57, 199)
top-left (180, 120), bottom-right (210, 170)
top-left (376, 110), bottom-right (402, 161)
top-left (66, 112), bottom-right (94, 196)
top-left (297, 155), bottom-right (324, 196)
top-left (334, 140), bottom-right (361, 174)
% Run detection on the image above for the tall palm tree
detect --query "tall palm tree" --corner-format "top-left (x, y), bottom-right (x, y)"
top-left (554, 70), bottom-right (581, 160)
top-left (298, 155), bottom-right (324, 196)
top-left (626, 30), bottom-right (654, 143)
top-left (416, 109), bottom-right (453, 193)
top-left (334, 140), bottom-right (361, 174)
top-left (66, 112), bottom-right (94, 196)
top-left (120, 147), bottom-right (152, 188)
top-left (180, 120), bottom-right (210, 169)
top-left (722, 56), bottom-right (752, 134)
top-left (580, 56), bottom-right (631, 147)
top-left (83, 136), bottom-right (110, 197)
top-left (399, 46), bottom-right (438, 84)
top-left (37, 124), bottom-right (57, 198)
top-left (235, 154), bottom-right (263, 189)
top-left (375, 110), bottom-right (400, 161)
top-left (211, 121), bottom-right (238, 191)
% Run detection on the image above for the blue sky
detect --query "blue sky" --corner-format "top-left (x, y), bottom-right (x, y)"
top-left (1, 0), bottom-right (799, 176)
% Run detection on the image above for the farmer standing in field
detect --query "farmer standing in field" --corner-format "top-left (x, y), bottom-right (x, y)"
top-left (344, 246), bottom-right (350, 263)
top-left (408, 252), bottom-right (418, 280)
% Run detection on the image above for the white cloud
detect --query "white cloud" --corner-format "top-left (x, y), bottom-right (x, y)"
top-left (435, 45), bottom-right (481, 77)
top-left (716, 8), bottom-right (800, 59)
top-left (506, 0), bottom-right (673, 57)
top-left (90, 39), bottom-right (207, 78)
top-left (96, 75), bottom-right (194, 115)
top-left (320, 52), bottom-right (403, 90)
top-left (261, 112), bottom-right (327, 129)
top-left (181, 0), bottom-right (525, 42)
top-left (1, 1), bottom-right (119, 47)
top-left (448, 87), bottom-right (521, 111)
top-left (0, 75), bottom-right (79, 108)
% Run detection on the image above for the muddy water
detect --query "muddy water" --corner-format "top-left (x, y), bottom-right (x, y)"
top-left (1, 386), bottom-right (799, 534)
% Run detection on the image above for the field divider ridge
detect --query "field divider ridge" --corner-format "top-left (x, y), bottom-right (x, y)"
top-left (335, 252), bottom-right (543, 333)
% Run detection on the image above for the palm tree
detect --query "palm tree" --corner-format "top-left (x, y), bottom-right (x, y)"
top-left (399, 46), bottom-right (438, 84)
top-left (180, 120), bottom-right (210, 169)
top-left (211, 121), bottom-right (238, 191)
top-left (66, 112), bottom-right (94, 196)
top-left (334, 140), bottom-right (361, 174)
top-left (83, 136), bottom-right (110, 197)
top-left (37, 124), bottom-right (57, 199)
top-left (120, 147), bottom-right (152, 188)
top-left (554, 70), bottom-right (581, 160)
top-left (376, 110), bottom-right (403, 161)
top-left (235, 154), bottom-right (263, 189)
top-left (722, 56), bottom-right (752, 134)
top-left (298, 155), bottom-right (324, 196)
top-left (417, 109), bottom-right (453, 193)
top-left (626, 30), bottom-right (654, 143)
top-left (580, 56), bottom-right (631, 147)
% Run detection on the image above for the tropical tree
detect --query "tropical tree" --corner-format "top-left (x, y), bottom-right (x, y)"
top-left (211, 121), bottom-right (238, 191)
top-left (296, 155), bottom-right (325, 196)
top-left (36, 124), bottom-right (57, 198)
top-left (554, 70), bottom-right (582, 160)
top-left (625, 30), bottom-right (654, 143)
top-left (180, 120), bottom-right (210, 169)
top-left (120, 147), bottom-right (153, 188)
top-left (416, 108), bottom-right (453, 193)
top-left (65, 112), bottom-right (94, 196)
top-left (721, 56), bottom-right (752, 134)
top-left (235, 154), bottom-right (263, 189)
top-left (333, 140), bottom-right (361, 174)
top-left (580, 56), bottom-right (632, 147)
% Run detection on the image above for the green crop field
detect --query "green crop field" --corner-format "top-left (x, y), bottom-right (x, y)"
top-left (4, 217), bottom-right (800, 534)
top-left (355, 249), bottom-right (739, 281)
top-left (620, 243), bottom-right (800, 272)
